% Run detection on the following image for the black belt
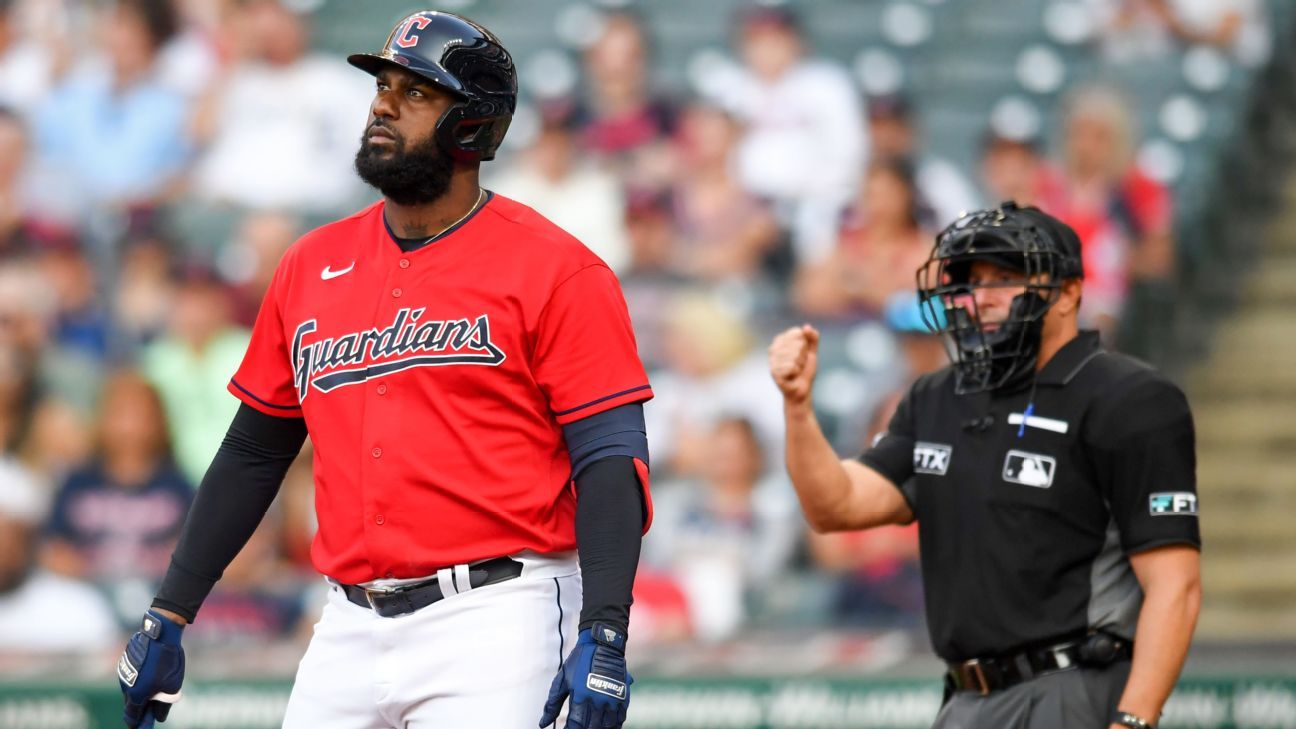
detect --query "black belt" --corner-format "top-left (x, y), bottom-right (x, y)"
top-left (339, 557), bottom-right (524, 618)
top-left (946, 633), bottom-right (1133, 695)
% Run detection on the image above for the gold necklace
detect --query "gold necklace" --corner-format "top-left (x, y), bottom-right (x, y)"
top-left (412, 188), bottom-right (486, 246)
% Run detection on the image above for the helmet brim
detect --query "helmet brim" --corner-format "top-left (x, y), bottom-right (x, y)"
top-left (347, 52), bottom-right (468, 97)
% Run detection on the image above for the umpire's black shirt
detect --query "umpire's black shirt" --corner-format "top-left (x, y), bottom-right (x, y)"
top-left (860, 331), bottom-right (1200, 663)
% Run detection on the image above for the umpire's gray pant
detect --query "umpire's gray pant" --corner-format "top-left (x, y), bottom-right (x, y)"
top-left (932, 661), bottom-right (1131, 729)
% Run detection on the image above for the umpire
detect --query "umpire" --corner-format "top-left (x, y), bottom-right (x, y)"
top-left (770, 202), bottom-right (1201, 729)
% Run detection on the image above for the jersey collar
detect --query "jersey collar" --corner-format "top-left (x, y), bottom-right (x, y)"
top-left (1035, 330), bottom-right (1103, 386)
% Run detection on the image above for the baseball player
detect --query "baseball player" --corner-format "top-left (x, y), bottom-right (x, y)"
top-left (117, 11), bottom-right (651, 729)
top-left (770, 203), bottom-right (1201, 729)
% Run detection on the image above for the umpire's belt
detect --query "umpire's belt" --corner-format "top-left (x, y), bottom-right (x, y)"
top-left (339, 557), bottom-right (524, 618)
top-left (946, 634), bottom-right (1133, 695)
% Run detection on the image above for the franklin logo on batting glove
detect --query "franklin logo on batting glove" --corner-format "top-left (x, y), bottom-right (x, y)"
top-left (541, 623), bottom-right (633, 729)
top-left (118, 610), bottom-right (186, 729)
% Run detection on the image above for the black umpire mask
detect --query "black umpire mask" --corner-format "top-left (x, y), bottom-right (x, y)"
top-left (355, 121), bottom-right (455, 206)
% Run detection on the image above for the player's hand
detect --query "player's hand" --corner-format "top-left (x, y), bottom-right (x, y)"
top-left (539, 623), bottom-right (632, 729)
top-left (769, 324), bottom-right (820, 407)
top-left (118, 610), bottom-right (186, 729)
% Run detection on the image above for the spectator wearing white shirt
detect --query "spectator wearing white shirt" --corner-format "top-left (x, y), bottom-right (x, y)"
top-left (488, 101), bottom-right (631, 272)
top-left (707, 6), bottom-right (867, 264)
top-left (0, 457), bottom-right (119, 654)
top-left (189, 0), bottom-right (372, 214)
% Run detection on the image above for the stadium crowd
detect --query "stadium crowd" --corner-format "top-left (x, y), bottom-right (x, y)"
top-left (0, 0), bottom-right (1254, 658)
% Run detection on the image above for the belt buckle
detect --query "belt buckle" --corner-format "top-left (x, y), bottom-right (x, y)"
top-left (964, 659), bottom-right (991, 696)
top-left (363, 585), bottom-right (395, 611)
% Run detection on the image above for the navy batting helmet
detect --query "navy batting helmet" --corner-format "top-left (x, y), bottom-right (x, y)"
top-left (348, 11), bottom-right (517, 162)
top-left (917, 202), bottom-right (1084, 393)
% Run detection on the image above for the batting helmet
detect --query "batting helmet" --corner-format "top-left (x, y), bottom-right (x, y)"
top-left (348, 11), bottom-right (517, 162)
top-left (917, 202), bottom-right (1084, 393)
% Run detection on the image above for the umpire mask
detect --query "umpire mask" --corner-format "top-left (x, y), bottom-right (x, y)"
top-left (917, 203), bottom-right (1084, 394)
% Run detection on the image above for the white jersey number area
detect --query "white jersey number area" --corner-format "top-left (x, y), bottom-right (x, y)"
top-left (1002, 450), bottom-right (1056, 488)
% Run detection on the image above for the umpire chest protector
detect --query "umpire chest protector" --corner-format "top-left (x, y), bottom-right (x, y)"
top-left (861, 331), bottom-right (1199, 662)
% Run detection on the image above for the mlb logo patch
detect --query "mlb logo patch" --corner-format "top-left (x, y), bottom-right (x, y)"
top-left (1002, 450), bottom-right (1056, 488)
top-left (913, 442), bottom-right (952, 475)
top-left (1150, 492), bottom-right (1198, 516)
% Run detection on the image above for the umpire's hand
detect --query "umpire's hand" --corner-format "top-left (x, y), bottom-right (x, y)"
top-left (118, 610), bottom-right (186, 729)
top-left (540, 623), bottom-right (632, 729)
top-left (769, 324), bottom-right (820, 406)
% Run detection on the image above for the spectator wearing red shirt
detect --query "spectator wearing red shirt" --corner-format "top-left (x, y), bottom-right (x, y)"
top-left (1040, 85), bottom-right (1174, 341)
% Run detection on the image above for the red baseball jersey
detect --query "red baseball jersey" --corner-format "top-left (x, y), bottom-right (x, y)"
top-left (228, 193), bottom-right (653, 585)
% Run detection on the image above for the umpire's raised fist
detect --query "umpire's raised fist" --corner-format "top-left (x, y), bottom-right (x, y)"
top-left (768, 324), bottom-right (820, 406)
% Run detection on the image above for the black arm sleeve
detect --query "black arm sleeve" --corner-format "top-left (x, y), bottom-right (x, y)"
top-left (151, 403), bottom-right (308, 621)
top-left (574, 455), bottom-right (644, 634)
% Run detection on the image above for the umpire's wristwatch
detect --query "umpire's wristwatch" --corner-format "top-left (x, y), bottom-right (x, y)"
top-left (1112, 710), bottom-right (1155, 728)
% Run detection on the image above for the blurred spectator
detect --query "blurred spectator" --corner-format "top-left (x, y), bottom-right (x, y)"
top-left (277, 439), bottom-right (316, 572)
top-left (218, 209), bottom-right (301, 327)
top-left (646, 417), bottom-right (801, 641)
top-left (645, 291), bottom-right (783, 476)
top-left (669, 101), bottom-right (784, 283)
top-left (979, 129), bottom-right (1056, 209)
top-left (0, 456), bottom-right (119, 653)
top-left (709, 5), bottom-right (866, 263)
top-left (628, 567), bottom-right (693, 646)
top-left (0, 0), bottom-right (61, 117)
top-left (793, 158), bottom-right (933, 320)
top-left (36, 244), bottom-right (109, 361)
top-left (114, 237), bottom-right (175, 347)
top-left (867, 94), bottom-right (981, 227)
top-left (29, 0), bottom-right (192, 218)
top-left (189, 0), bottom-right (371, 213)
top-left (1090, 0), bottom-right (1270, 65)
top-left (185, 513), bottom-right (307, 648)
top-left (579, 9), bottom-right (677, 193)
top-left (490, 101), bottom-right (631, 272)
top-left (140, 264), bottom-right (249, 485)
top-left (1039, 85), bottom-right (1174, 337)
top-left (0, 106), bottom-right (49, 258)
top-left (40, 370), bottom-right (191, 596)
top-left (807, 392), bottom-right (922, 627)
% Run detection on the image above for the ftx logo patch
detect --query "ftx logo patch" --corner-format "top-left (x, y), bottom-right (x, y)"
top-left (1150, 492), bottom-right (1198, 516)
top-left (1002, 450), bottom-right (1056, 488)
top-left (913, 442), bottom-right (952, 475)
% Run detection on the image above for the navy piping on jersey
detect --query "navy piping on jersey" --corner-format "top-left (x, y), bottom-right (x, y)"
top-left (554, 577), bottom-right (567, 668)
top-left (229, 378), bottom-right (300, 410)
top-left (553, 384), bottom-right (652, 417)
top-left (382, 190), bottom-right (495, 252)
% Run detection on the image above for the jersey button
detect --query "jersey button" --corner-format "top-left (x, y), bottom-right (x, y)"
top-left (392, 288), bottom-right (402, 298)
top-left (376, 383), bottom-right (387, 395)
top-left (375, 515), bottom-right (385, 525)
top-left (371, 447), bottom-right (382, 458)
top-left (399, 259), bottom-right (410, 269)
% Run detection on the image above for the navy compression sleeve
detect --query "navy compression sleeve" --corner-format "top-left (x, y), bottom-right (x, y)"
top-left (152, 403), bottom-right (308, 622)
top-left (574, 455), bottom-right (645, 634)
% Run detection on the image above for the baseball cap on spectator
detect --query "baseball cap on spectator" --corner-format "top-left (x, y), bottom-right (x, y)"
top-left (867, 93), bottom-right (913, 122)
top-left (737, 5), bottom-right (801, 35)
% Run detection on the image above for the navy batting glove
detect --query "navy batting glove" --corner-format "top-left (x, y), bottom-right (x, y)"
top-left (118, 610), bottom-right (186, 729)
top-left (539, 623), bottom-right (632, 729)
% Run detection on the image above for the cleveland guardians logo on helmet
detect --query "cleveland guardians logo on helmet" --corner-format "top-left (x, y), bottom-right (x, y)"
top-left (348, 11), bottom-right (518, 162)
top-left (917, 202), bottom-right (1085, 394)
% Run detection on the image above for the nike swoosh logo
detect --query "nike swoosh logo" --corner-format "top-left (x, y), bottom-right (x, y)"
top-left (321, 262), bottom-right (355, 280)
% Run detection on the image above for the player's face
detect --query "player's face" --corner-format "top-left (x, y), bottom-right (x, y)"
top-left (354, 67), bottom-right (458, 205)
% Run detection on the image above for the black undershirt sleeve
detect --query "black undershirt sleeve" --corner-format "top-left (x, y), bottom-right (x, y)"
top-left (573, 455), bottom-right (644, 634)
top-left (151, 403), bottom-right (308, 622)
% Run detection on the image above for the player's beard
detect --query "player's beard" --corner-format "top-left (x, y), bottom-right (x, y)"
top-left (354, 126), bottom-right (455, 206)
